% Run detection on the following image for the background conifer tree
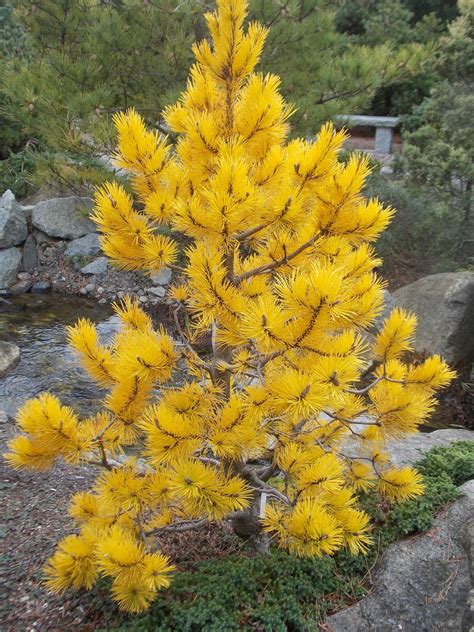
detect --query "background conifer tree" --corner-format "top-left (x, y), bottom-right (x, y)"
top-left (1, 0), bottom-right (432, 192)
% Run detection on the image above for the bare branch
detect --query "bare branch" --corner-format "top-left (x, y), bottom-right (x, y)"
top-left (145, 518), bottom-right (208, 536)
top-left (235, 232), bottom-right (321, 283)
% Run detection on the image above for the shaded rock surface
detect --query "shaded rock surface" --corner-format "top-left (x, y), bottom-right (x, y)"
top-left (0, 248), bottom-right (22, 289)
top-left (327, 479), bottom-right (474, 632)
top-left (20, 234), bottom-right (38, 272)
top-left (393, 272), bottom-right (474, 364)
top-left (80, 257), bottom-right (108, 275)
top-left (32, 197), bottom-right (95, 239)
top-left (0, 342), bottom-right (21, 378)
top-left (65, 233), bottom-right (101, 258)
top-left (0, 190), bottom-right (28, 248)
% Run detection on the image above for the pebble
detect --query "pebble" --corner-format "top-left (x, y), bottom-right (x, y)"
top-left (31, 281), bottom-right (51, 293)
top-left (10, 279), bottom-right (32, 295)
top-left (97, 287), bottom-right (105, 295)
top-left (117, 291), bottom-right (125, 299)
top-left (79, 287), bottom-right (87, 295)
top-left (98, 298), bottom-right (107, 305)
top-left (147, 286), bottom-right (166, 298)
top-left (84, 283), bottom-right (95, 293)
top-left (17, 272), bottom-right (32, 281)
top-left (139, 295), bottom-right (148, 304)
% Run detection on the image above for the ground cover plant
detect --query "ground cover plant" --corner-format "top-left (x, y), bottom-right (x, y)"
top-left (5, 0), bottom-right (456, 616)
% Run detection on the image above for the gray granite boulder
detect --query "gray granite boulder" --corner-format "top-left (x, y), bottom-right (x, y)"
top-left (370, 289), bottom-right (397, 333)
top-left (32, 197), bottom-right (95, 239)
top-left (81, 256), bottom-right (108, 275)
top-left (0, 341), bottom-right (20, 378)
top-left (326, 480), bottom-right (474, 632)
top-left (393, 272), bottom-right (474, 365)
top-left (0, 190), bottom-right (28, 247)
top-left (0, 247), bottom-right (22, 288)
top-left (65, 232), bottom-right (101, 258)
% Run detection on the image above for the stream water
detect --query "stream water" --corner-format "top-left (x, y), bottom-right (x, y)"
top-left (0, 294), bottom-right (118, 419)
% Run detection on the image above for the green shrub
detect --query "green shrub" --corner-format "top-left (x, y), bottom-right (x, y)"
top-left (365, 172), bottom-right (460, 276)
top-left (416, 440), bottom-right (474, 485)
top-left (105, 441), bottom-right (472, 632)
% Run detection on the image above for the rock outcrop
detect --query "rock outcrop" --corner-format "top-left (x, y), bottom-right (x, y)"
top-left (393, 272), bottom-right (474, 365)
top-left (327, 479), bottom-right (474, 632)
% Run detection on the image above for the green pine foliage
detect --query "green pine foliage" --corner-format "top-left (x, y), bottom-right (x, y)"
top-left (1, 0), bottom-right (434, 193)
top-left (101, 441), bottom-right (473, 632)
top-left (0, 2), bottom-right (35, 196)
top-left (248, 0), bottom-right (430, 136)
top-left (1, 0), bottom-right (199, 193)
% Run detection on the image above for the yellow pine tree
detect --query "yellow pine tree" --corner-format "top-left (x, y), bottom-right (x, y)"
top-left (5, 0), bottom-right (455, 613)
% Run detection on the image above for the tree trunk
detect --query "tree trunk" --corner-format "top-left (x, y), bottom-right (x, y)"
top-left (230, 493), bottom-right (270, 555)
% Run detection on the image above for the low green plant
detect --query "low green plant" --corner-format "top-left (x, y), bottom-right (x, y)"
top-left (104, 441), bottom-right (472, 632)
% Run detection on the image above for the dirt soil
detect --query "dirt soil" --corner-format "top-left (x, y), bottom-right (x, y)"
top-left (0, 413), bottom-right (246, 631)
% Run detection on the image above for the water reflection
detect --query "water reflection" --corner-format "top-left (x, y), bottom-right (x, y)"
top-left (0, 294), bottom-right (118, 418)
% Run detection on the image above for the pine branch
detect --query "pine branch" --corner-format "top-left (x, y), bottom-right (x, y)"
top-left (235, 232), bottom-right (321, 283)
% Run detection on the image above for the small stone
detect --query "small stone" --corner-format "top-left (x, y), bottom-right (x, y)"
top-left (0, 341), bottom-right (21, 377)
top-left (98, 298), bottom-right (107, 305)
top-left (17, 272), bottom-right (32, 281)
top-left (31, 281), bottom-right (51, 293)
top-left (10, 279), bottom-right (32, 295)
top-left (139, 295), bottom-right (148, 304)
top-left (147, 286), bottom-right (166, 298)
top-left (43, 247), bottom-right (54, 258)
top-left (97, 286), bottom-right (105, 295)
top-left (117, 290), bottom-right (125, 300)
top-left (81, 257), bottom-right (108, 276)
top-left (150, 267), bottom-right (172, 286)
top-left (79, 287), bottom-right (87, 295)
top-left (84, 283), bottom-right (95, 293)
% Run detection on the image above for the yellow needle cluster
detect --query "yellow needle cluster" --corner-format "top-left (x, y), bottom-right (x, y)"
top-left (5, 0), bottom-right (456, 613)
